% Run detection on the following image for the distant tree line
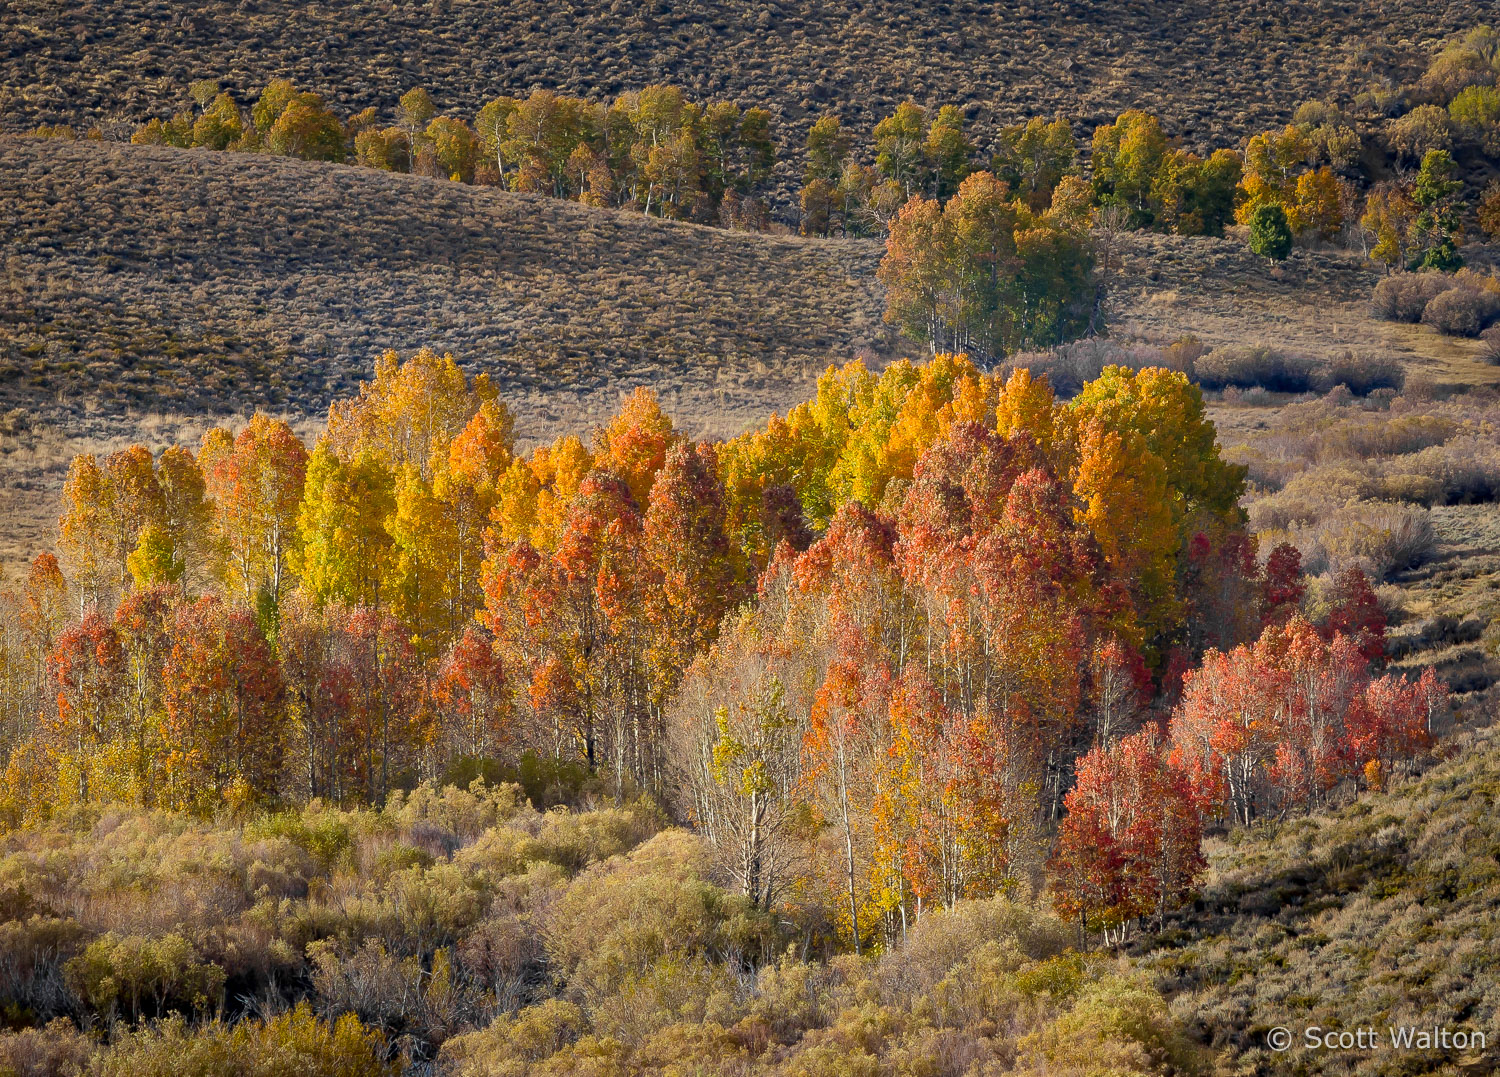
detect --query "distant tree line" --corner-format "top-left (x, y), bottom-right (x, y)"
top-left (25, 25), bottom-right (1500, 369)
top-left (118, 79), bottom-right (776, 228)
top-left (34, 28), bottom-right (1481, 364)
top-left (5, 25), bottom-right (1485, 248)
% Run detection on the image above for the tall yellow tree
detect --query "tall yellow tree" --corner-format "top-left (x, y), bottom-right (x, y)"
top-left (325, 348), bottom-right (502, 481)
top-left (994, 367), bottom-right (1060, 455)
top-left (57, 454), bottom-right (117, 609)
top-left (154, 445), bottom-right (211, 584)
top-left (297, 441), bottom-right (396, 609)
top-left (1060, 365), bottom-right (1247, 654)
top-left (389, 462), bottom-right (453, 654)
top-left (1236, 124), bottom-right (1312, 223)
top-left (489, 434), bottom-right (591, 551)
top-left (1287, 167), bottom-right (1344, 240)
top-left (57, 446), bottom-right (166, 608)
top-left (433, 402), bottom-right (515, 638)
top-left (1071, 417), bottom-right (1176, 644)
top-left (203, 415), bottom-right (308, 616)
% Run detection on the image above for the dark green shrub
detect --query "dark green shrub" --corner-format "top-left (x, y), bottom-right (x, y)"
top-left (1248, 202), bottom-right (1292, 260)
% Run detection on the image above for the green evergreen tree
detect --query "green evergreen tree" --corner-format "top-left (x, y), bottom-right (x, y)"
top-left (1248, 202), bottom-right (1292, 261)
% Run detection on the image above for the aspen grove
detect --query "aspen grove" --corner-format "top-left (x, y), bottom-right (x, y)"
top-left (0, 349), bottom-right (1448, 948)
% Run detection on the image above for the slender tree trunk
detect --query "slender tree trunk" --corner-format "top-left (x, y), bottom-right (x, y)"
top-left (836, 745), bottom-right (861, 955)
top-left (745, 789), bottom-right (763, 907)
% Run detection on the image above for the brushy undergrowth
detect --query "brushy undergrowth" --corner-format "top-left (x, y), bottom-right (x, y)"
top-left (0, 785), bottom-right (1203, 1076)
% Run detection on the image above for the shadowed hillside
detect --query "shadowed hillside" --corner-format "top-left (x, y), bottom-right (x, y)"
top-left (1139, 713), bottom-right (1500, 1075)
top-left (0, 0), bottom-right (1470, 160)
top-left (0, 137), bottom-right (895, 434)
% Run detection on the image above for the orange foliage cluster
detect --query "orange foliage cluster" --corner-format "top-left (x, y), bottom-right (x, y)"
top-left (0, 350), bottom-right (1451, 949)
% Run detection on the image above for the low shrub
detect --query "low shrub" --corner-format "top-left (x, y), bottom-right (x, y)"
top-left (455, 911), bottom-right (546, 1010)
top-left (532, 803), bottom-right (661, 872)
top-left (880, 897), bottom-right (1070, 1001)
top-left (1006, 339), bottom-right (1172, 398)
top-left (1480, 325), bottom-right (1500, 364)
top-left (64, 932), bottom-right (225, 1022)
top-left (1371, 272), bottom-right (1452, 323)
top-left (1373, 469), bottom-right (1445, 505)
top-left (1318, 353), bottom-right (1405, 395)
top-left (90, 1004), bottom-right (395, 1077)
top-left (1375, 270), bottom-right (1500, 336)
top-left (1248, 467), bottom-right (1375, 533)
top-left (1195, 346), bottom-right (1318, 393)
top-left (385, 780), bottom-right (527, 841)
top-left (0, 916), bottom-right (87, 1019)
top-left (1422, 286), bottom-right (1500, 337)
top-left (1317, 413), bottom-right (1458, 458)
top-left (1386, 614), bottom-right (1486, 659)
top-left (543, 831), bottom-right (779, 1002)
top-left (586, 956), bottom-right (744, 1043)
top-left (449, 823), bottom-right (545, 878)
top-left (1407, 436), bottom-right (1500, 502)
top-left (439, 998), bottom-right (587, 1071)
top-left (1312, 500), bottom-right (1438, 579)
top-left (1028, 975), bottom-right (1199, 1075)
top-left (245, 811), bottom-right (355, 872)
top-left (306, 938), bottom-right (426, 1035)
top-left (0, 1018), bottom-right (94, 1077)
top-left (1429, 647), bottom-right (1498, 694)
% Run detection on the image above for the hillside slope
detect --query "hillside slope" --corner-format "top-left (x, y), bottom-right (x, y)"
top-left (0, 137), bottom-right (894, 435)
top-left (0, 0), bottom-right (1469, 155)
top-left (1140, 716), bottom-right (1500, 1076)
top-left (1110, 231), bottom-right (1499, 383)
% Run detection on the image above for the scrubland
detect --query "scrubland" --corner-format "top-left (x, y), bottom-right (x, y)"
top-left (0, 0), bottom-right (1469, 165)
top-left (1142, 716), bottom-right (1500, 1076)
top-left (0, 781), bottom-right (1199, 1076)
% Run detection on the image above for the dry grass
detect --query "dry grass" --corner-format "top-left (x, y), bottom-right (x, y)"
top-left (0, 138), bottom-right (894, 427)
top-left (1211, 384), bottom-right (1500, 691)
top-left (1138, 711), bottom-right (1500, 1075)
top-left (1110, 232), bottom-right (1500, 387)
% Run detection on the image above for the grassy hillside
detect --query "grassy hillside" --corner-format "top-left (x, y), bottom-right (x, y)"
top-left (1110, 233), bottom-right (1498, 382)
top-left (0, 0), bottom-right (1470, 156)
top-left (1139, 714), bottom-right (1500, 1075)
top-left (0, 137), bottom-right (894, 430)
